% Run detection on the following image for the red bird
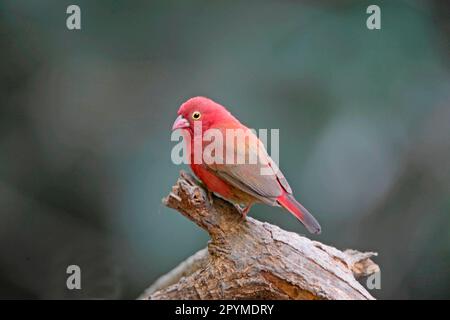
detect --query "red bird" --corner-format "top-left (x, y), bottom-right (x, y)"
top-left (172, 97), bottom-right (321, 234)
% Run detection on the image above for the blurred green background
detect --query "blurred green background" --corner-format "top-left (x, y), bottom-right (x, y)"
top-left (0, 0), bottom-right (449, 299)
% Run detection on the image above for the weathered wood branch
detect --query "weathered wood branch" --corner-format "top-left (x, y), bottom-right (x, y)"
top-left (140, 171), bottom-right (379, 300)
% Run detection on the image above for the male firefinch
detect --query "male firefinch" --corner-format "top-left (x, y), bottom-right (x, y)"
top-left (172, 97), bottom-right (321, 234)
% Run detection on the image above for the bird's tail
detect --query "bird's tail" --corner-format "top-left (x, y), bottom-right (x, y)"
top-left (277, 193), bottom-right (321, 234)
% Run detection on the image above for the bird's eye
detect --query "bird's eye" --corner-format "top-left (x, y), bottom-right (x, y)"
top-left (192, 111), bottom-right (201, 120)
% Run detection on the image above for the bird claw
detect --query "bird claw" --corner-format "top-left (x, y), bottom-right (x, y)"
top-left (234, 204), bottom-right (252, 218)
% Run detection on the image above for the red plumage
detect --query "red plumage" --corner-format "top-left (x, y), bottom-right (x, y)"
top-left (172, 96), bottom-right (321, 234)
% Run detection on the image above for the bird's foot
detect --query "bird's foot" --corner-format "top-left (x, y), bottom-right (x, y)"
top-left (207, 191), bottom-right (214, 205)
top-left (234, 204), bottom-right (252, 218)
top-left (241, 205), bottom-right (252, 218)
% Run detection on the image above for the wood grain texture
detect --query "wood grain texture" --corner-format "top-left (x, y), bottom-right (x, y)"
top-left (139, 171), bottom-right (379, 300)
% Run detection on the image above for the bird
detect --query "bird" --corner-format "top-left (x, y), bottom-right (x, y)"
top-left (171, 96), bottom-right (321, 234)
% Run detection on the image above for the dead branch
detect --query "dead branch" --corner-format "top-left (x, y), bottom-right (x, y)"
top-left (139, 171), bottom-right (379, 300)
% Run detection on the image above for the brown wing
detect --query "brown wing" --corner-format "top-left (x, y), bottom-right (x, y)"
top-left (205, 129), bottom-right (291, 205)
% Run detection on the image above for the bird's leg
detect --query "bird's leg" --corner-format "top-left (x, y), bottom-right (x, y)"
top-left (233, 204), bottom-right (244, 215)
top-left (207, 190), bottom-right (214, 205)
top-left (234, 203), bottom-right (252, 218)
top-left (241, 204), bottom-right (252, 218)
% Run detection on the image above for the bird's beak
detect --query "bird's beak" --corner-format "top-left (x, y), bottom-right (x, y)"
top-left (172, 115), bottom-right (190, 130)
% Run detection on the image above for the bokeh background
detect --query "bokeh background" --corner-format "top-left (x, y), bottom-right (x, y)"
top-left (0, 0), bottom-right (449, 299)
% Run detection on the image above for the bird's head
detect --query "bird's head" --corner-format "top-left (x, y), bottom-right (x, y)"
top-left (172, 96), bottom-right (235, 133)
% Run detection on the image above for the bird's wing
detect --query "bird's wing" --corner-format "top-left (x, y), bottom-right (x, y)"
top-left (205, 129), bottom-right (292, 204)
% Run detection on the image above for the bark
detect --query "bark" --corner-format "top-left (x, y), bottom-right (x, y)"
top-left (139, 171), bottom-right (379, 300)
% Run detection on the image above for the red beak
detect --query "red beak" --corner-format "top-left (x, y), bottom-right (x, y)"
top-left (172, 115), bottom-right (190, 130)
